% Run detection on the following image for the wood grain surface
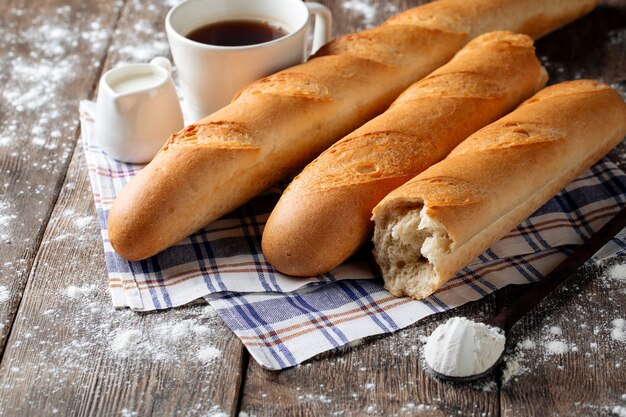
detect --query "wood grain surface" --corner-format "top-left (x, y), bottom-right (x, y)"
top-left (0, 1), bottom-right (245, 416)
top-left (0, 0), bottom-right (123, 358)
top-left (0, 0), bottom-right (624, 416)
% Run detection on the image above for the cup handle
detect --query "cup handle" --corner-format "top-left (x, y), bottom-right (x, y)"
top-left (150, 56), bottom-right (173, 75)
top-left (306, 2), bottom-right (332, 55)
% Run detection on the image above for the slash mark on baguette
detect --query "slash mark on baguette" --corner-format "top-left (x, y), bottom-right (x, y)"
top-left (314, 31), bottom-right (404, 66)
top-left (395, 71), bottom-right (507, 102)
top-left (520, 79), bottom-right (609, 104)
top-left (294, 130), bottom-right (435, 191)
top-left (408, 176), bottom-right (486, 207)
top-left (232, 72), bottom-right (332, 102)
top-left (162, 121), bottom-right (259, 151)
top-left (451, 122), bottom-right (566, 155)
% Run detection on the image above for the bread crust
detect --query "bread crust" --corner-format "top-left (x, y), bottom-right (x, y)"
top-left (372, 80), bottom-right (626, 299)
top-left (262, 31), bottom-right (548, 276)
top-left (108, 0), bottom-right (598, 261)
top-left (386, 0), bottom-right (598, 39)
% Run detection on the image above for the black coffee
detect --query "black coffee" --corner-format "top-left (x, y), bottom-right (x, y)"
top-left (186, 19), bottom-right (288, 46)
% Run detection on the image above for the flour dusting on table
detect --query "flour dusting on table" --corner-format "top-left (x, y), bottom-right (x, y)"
top-left (341, 0), bottom-right (399, 29)
top-left (0, 5), bottom-right (117, 153)
top-left (111, 0), bottom-right (169, 65)
top-left (200, 405), bottom-right (229, 417)
top-left (121, 408), bottom-right (138, 417)
top-left (197, 346), bottom-right (222, 363)
top-left (0, 285), bottom-right (9, 304)
top-left (108, 305), bottom-right (221, 363)
top-left (606, 263), bottom-right (626, 282)
top-left (613, 405), bottom-right (626, 417)
top-left (501, 260), bottom-right (626, 387)
top-left (0, 202), bottom-right (17, 244)
top-left (64, 284), bottom-right (97, 299)
top-left (0, 280), bottom-right (224, 413)
top-left (611, 318), bottom-right (626, 342)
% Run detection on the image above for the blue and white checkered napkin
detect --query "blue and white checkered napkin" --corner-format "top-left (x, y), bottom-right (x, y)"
top-left (80, 101), bottom-right (626, 369)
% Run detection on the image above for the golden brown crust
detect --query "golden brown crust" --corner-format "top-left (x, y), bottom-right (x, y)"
top-left (262, 31), bottom-right (547, 276)
top-left (385, 0), bottom-right (598, 39)
top-left (372, 80), bottom-right (626, 298)
top-left (108, 0), bottom-right (598, 261)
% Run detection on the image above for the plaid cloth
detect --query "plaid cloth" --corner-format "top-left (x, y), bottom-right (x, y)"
top-left (80, 101), bottom-right (626, 369)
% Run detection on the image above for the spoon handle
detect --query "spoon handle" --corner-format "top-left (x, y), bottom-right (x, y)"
top-left (487, 206), bottom-right (626, 332)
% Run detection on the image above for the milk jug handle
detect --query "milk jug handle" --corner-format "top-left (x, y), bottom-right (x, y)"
top-left (150, 57), bottom-right (173, 75)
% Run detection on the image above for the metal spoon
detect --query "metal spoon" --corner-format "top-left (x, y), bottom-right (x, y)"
top-left (425, 206), bottom-right (626, 382)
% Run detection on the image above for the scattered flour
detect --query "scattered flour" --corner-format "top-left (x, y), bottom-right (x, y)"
top-left (74, 216), bottom-right (94, 228)
top-left (341, 0), bottom-right (399, 29)
top-left (0, 7), bottom-right (97, 152)
top-left (108, 309), bottom-right (220, 363)
top-left (0, 285), bottom-right (9, 304)
top-left (121, 408), bottom-right (138, 417)
top-left (502, 352), bottom-right (527, 384)
top-left (607, 28), bottom-right (626, 47)
top-left (613, 405), bottom-right (626, 417)
top-left (519, 338), bottom-right (536, 349)
top-left (606, 264), bottom-right (626, 282)
top-left (201, 405), bottom-right (229, 417)
top-left (399, 403), bottom-right (433, 413)
top-left (111, 329), bottom-right (143, 355)
top-left (611, 318), bottom-right (625, 342)
top-left (538, 322), bottom-right (574, 356)
top-left (502, 321), bottom-right (577, 384)
top-left (0, 1), bottom-right (125, 251)
top-left (546, 340), bottom-right (568, 355)
top-left (64, 284), bottom-right (97, 299)
top-left (548, 326), bottom-right (563, 336)
top-left (0, 284), bottom-right (223, 415)
top-left (342, 0), bottom-right (377, 26)
top-left (297, 394), bottom-right (333, 403)
top-left (110, 0), bottom-right (169, 65)
top-left (197, 346), bottom-right (222, 363)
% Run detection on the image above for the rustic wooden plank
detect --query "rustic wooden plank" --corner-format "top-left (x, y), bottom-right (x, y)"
top-left (0, 0), bottom-right (124, 355)
top-left (0, 0), bottom-right (245, 416)
top-left (238, 1), bottom-right (499, 416)
top-left (499, 263), bottom-right (626, 417)
top-left (499, 2), bottom-right (626, 415)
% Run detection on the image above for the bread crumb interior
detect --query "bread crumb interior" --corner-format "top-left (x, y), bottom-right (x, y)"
top-left (374, 205), bottom-right (451, 298)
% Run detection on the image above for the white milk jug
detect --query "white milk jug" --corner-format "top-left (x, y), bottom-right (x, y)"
top-left (95, 57), bottom-right (184, 164)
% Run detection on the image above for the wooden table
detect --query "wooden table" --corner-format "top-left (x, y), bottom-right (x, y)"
top-left (0, 1), bottom-right (625, 416)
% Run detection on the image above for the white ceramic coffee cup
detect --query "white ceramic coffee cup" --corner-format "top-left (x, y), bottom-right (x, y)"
top-left (95, 57), bottom-right (184, 164)
top-left (165, 0), bottom-right (332, 122)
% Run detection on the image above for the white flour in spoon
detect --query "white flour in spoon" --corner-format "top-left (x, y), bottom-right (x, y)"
top-left (424, 316), bottom-right (505, 378)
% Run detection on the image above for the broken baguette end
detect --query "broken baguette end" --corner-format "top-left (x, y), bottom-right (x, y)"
top-left (373, 204), bottom-right (452, 299)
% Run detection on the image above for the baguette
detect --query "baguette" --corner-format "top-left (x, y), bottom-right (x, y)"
top-left (108, 0), bottom-right (598, 261)
top-left (372, 80), bottom-right (626, 299)
top-left (262, 31), bottom-right (547, 276)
